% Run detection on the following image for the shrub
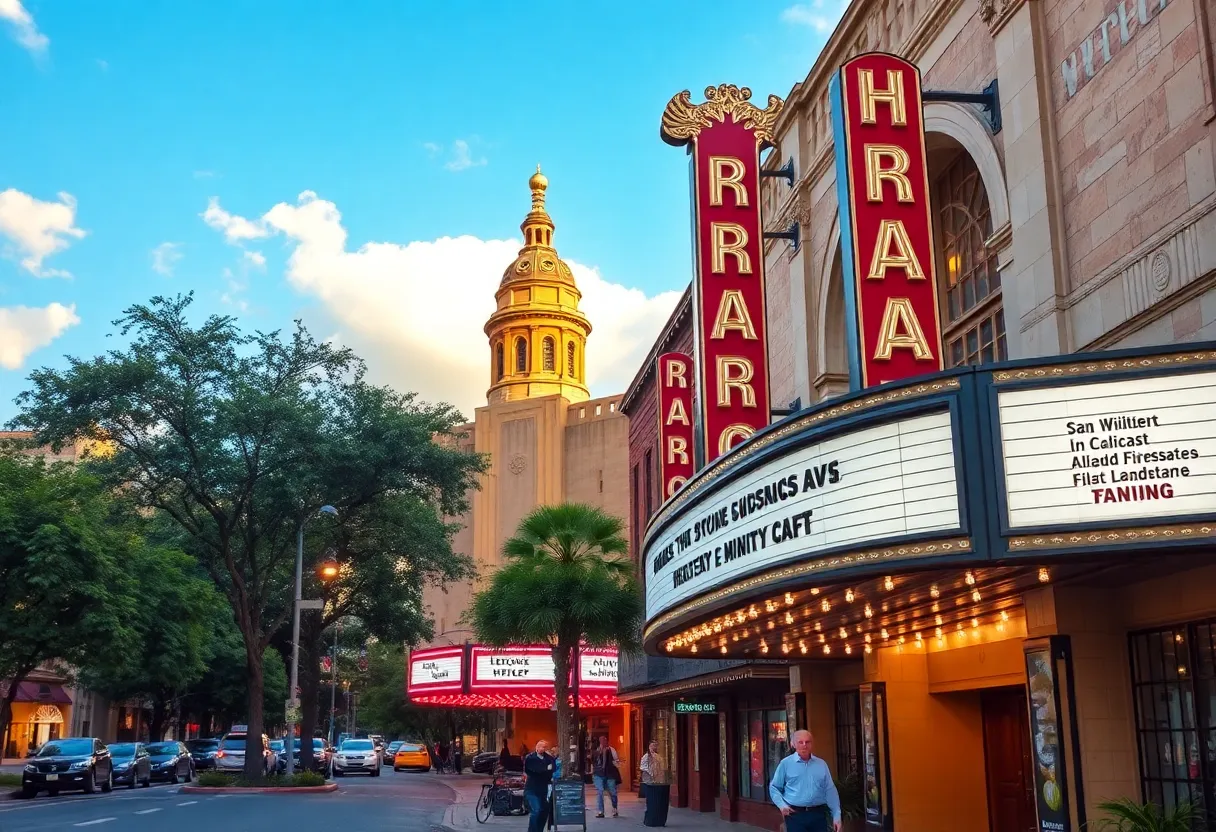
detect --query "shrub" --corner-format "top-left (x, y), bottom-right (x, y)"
top-left (196, 771), bottom-right (235, 788)
top-left (288, 772), bottom-right (327, 787)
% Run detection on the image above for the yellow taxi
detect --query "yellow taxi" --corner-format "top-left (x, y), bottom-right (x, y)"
top-left (393, 742), bottom-right (431, 772)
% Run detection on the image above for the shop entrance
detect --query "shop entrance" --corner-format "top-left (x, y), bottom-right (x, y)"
top-left (981, 687), bottom-right (1036, 832)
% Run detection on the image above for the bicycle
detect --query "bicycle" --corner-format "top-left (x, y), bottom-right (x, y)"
top-left (475, 775), bottom-right (528, 823)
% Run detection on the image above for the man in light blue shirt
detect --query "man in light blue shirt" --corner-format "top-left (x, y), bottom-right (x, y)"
top-left (768, 730), bottom-right (841, 832)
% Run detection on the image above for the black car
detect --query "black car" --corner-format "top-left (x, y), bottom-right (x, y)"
top-left (145, 741), bottom-right (194, 783)
top-left (21, 737), bottom-right (114, 797)
top-left (185, 738), bottom-right (221, 771)
top-left (108, 743), bottom-right (152, 789)
top-left (289, 737), bottom-right (330, 773)
top-left (470, 751), bottom-right (499, 774)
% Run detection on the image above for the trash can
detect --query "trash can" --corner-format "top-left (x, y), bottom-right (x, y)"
top-left (643, 783), bottom-right (670, 827)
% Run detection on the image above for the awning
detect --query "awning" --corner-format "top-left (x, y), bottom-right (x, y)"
top-left (616, 665), bottom-right (789, 702)
top-left (12, 682), bottom-right (72, 704)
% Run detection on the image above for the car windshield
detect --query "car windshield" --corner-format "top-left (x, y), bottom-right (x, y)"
top-left (146, 743), bottom-right (177, 755)
top-left (186, 741), bottom-right (218, 751)
top-left (220, 737), bottom-right (246, 751)
top-left (37, 739), bottom-right (92, 757)
top-left (402, 744), bottom-right (423, 752)
top-left (342, 740), bottom-right (374, 751)
top-left (108, 743), bottom-right (138, 757)
top-left (270, 740), bottom-right (284, 750)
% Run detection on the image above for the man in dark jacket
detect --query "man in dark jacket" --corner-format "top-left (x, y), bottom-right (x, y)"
top-left (523, 740), bottom-right (556, 832)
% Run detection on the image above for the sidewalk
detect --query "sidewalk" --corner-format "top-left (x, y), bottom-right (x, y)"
top-left (438, 776), bottom-right (756, 832)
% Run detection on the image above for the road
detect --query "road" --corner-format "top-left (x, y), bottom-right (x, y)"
top-left (0, 768), bottom-right (460, 832)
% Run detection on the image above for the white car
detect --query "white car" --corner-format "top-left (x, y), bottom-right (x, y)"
top-left (215, 729), bottom-right (275, 776)
top-left (332, 739), bottom-right (380, 777)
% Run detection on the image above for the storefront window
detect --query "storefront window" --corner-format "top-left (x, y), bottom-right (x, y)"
top-left (738, 708), bottom-right (790, 802)
top-left (1130, 622), bottom-right (1216, 823)
top-left (835, 691), bottom-right (860, 777)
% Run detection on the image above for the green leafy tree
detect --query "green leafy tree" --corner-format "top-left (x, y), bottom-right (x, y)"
top-left (14, 294), bottom-right (483, 778)
top-left (469, 503), bottom-right (641, 777)
top-left (0, 451), bottom-right (137, 753)
top-left (78, 541), bottom-right (224, 740)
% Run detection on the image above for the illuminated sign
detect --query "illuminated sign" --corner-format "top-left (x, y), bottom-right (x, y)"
top-left (658, 352), bottom-right (695, 497)
top-left (643, 410), bottom-right (961, 623)
top-left (470, 645), bottom-right (555, 693)
top-left (830, 53), bottom-right (943, 390)
top-left (674, 700), bottom-right (717, 714)
top-left (997, 369), bottom-right (1216, 529)
top-left (578, 649), bottom-right (619, 691)
top-left (406, 645), bottom-right (464, 695)
top-left (661, 84), bottom-right (782, 461)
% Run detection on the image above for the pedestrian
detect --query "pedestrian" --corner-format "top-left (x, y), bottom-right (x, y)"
top-left (499, 738), bottom-right (512, 770)
top-left (639, 740), bottom-right (665, 801)
top-left (453, 739), bottom-right (463, 774)
top-left (768, 730), bottom-right (841, 832)
top-left (433, 741), bottom-right (443, 773)
top-left (523, 740), bottom-right (556, 832)
top-left (591, 735), bottom-right (621, 818)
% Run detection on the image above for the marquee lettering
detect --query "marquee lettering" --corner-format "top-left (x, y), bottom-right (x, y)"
top-left (874, 297), bottom-right (934, 360)
top-left (716, 356), bottom-right (757, 407)
top-left (710, 222), bottom-right (753, 274)
top-left (864, 144), bottom-right (914, 202)
top-left (708, 156), bottom-right (749, 207)
top-left (858, 68), bottom-right (908, 126)
top-left (711, 289), bottom-right (759, 339)
top-left (867, 219), bottom-right (927, 281)
top-left (667, 435), bottom-right (690, 466)
top-left (666, 397), bottom-right (690, 426)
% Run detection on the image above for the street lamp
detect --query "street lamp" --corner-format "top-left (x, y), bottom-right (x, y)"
top-left (285, 504), bottom-right (337, 776)
top-left (317, 554), bottom-right (341, 750)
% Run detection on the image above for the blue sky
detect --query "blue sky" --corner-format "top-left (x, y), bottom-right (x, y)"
top-left (0, 0), bottom-right (844, 423)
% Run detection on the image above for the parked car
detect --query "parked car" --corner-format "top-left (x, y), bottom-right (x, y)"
top-left (393, 742), bottom-right (431, 772)
top-left (270, 739), bottom-right (287, 773)
top-left (145, 741), bottom-right (194, 783)
top-left (185, 739), bottom-right (221, 771)
top-left (385, 740), bottom-right (404, 760)
top-left (215, 728), bottom-right (274, 776)
top-left (284, 737), bottom-right (330, 773)
top-left (332, 738), bottom-right (380, 776)
top-left (108, 742), bottom-right (152, 789)
top-left (470, 750), bottom-right (499, 774)
top-left (21, 738), bottom-right (114, 798)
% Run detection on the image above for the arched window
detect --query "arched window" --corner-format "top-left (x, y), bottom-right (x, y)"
top-left (935, 151), bottom-right (1005, 368)
top-left (515, 337), bottom-right (528, 373)
top-left (566, 341), bottom-right (576, 377)
top-left (495, 342), bottom-right (504, 381)
top-left (542, 336), bottom-right (555, 372)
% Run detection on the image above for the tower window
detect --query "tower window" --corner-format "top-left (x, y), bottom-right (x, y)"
top-left (567, 341), bottom-right (576, 377)
top-left (495, 342), bottom-right (504, 381)
top-left (515, 336), bottom-right (528, 373)
top-left (543, 337), bottom-right (555, 372)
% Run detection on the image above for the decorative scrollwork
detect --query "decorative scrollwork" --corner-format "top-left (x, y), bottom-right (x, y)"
top-left (660, 84), bottom-right (784, 147)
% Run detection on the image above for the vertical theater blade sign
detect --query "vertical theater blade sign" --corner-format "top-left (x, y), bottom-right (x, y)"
top-left (661, 85), bottom-right (782, 463)
top-left (830, 54), bottom-right (943, 390)
top-left (657, 352), bottom-right (694, 497)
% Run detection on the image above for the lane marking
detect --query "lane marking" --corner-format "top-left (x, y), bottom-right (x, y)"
top-left (74, 819), bottom-right (117, 827)
top-left (177, 800), bottom-right (198, 806)
top-left (135, 808), bottom-right (163, 814)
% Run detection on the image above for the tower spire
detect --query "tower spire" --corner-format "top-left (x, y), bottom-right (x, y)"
top-left (522, 165), bottom-right (554, 248)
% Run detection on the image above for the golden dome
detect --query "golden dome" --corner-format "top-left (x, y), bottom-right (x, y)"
top-left (500, 165), bottom-right (576, 287)
top-left (484, 167), bottom-right (592, 406)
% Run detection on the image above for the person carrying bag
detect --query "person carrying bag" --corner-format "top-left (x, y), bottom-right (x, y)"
top-left (591, 736), bottom-right (621, 818)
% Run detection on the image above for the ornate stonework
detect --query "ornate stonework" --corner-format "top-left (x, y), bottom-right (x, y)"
top-left (660, 84), bottom-right (784, 147)
top-left (507, 453), bottom-right (527, 476)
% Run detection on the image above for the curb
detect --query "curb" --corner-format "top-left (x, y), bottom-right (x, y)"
top-left (180, 782), bottom-right (339, 795)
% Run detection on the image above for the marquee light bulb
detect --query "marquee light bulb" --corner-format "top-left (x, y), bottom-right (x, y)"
top-left (1000, 610), bottom-right (1009, 622)
top-left (721, 645), bottom-right (727, 654)
top-left (690, 644), bottom-right (697, 653)
top-left (1038, 567), bottom-right (1050, 583)
top-left (930, 585), bottom-right (940, 598)
top-left (785, 592), bottom-right (795, 605)
top-left (823, 644), bottom-right (831, 655)
top-left (935, 627), bottom-right (943, 639)
top-left (864, 634), bottom-right (872, 644)
top-left (819, 634), bottom-right (826, 643)
top-left (883, 576), bottom-right (894, 591)
top-left (845, 588), bottom-right (856, 603)
top-left (838, 627), bottom-right (848, 639)
top-left (665, 643), bottom-right (673, 653)
top-left (821, 598), bottom-right (831, 613)
top-left (781, 643), bottom-right (791, 654)
top-left (810, 587), bottom-right (820, 595)
top-left (965, 571), bottom-right (976, 586)
top-left (935, 614), bottom-right (943, 626)
top-left (767, 620), bottom-right (775, 630)
top-left (971, 617), bottom-right (979, 629)
top-left (881, 629), bottom-right (890, 640)
top-left (971, 589), bottom-right (982, 602)
top-left (864, 604), bottom-right (874, 618)
top-left (748, 606), bottom-right (758, 619)
top-left (760, 639), bottom-right (768, 653)
top-left (865, 644), bottom-right (873, 654)
top-left (785, 612), bottom-right (794, 624)
top-left (844, 644), bottom-right (852, 655)
top-left (814, 622), bottom-right (822, 632)
top-left (799, 640), bottom-right (807, 654)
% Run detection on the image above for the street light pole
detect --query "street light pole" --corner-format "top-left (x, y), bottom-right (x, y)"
top-left (285, 504), bottom-right (337, 776)
top-left (328, 621), bottom-right (340, 747)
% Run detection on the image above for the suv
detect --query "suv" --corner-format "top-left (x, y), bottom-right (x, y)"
top-left (215, 728), bottom-right (274, 776)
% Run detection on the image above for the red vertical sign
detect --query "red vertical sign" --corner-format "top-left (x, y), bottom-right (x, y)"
top-left (661, 85), bottom-right (782, 462)
top-left (657, 352), bottom-right (694, 498)
top-left (830, 53), bottom-right (943, 389)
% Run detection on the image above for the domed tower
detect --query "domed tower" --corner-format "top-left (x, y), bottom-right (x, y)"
top-left (485, 167), bottom-right (592, 405)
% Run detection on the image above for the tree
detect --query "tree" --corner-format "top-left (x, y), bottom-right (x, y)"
top-left (14, 294), bottom-right (484, 778)
top-left (0, 452), bottom-right (137, 753)
top-left (287, 492), bottom-right (474, 770)
top-left (78, 541), bottom-right (224, 740)
top-left (469, 504), bottom-right (641, 777)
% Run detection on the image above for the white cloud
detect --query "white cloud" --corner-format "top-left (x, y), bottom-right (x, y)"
top-left (150, 242), bottom-right (182, 276)
top-left (204, 192), bottom-right (680, 417)
top-left (0, 303), bottom-right (79, 369)
top-left (201, 197), bottom-right (269, 242)
top-left (0, 189), bottom-right (86, 277)
top-left (424, 139), bottom-right (487, 172)
top-left (0, 0), bottom-right (48, 53)
top-left (243, 250), bottom-right (266, 268)
top-left (781, 1), bottom-right (847, 33)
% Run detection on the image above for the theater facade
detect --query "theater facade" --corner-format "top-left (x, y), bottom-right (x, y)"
top-left (623, 0), bottom-right (1216, 828)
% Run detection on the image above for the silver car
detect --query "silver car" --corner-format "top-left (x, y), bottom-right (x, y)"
top-left (215, 731), bottom-right (275, 776)
top-left (332, 738), bottom-right (380, 776)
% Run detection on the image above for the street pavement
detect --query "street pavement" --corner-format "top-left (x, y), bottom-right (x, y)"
top-left (0, 767), bottom-right (461, 832)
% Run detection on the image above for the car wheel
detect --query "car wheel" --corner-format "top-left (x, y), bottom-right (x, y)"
top-left (83, 769), bottom-right (96, 794)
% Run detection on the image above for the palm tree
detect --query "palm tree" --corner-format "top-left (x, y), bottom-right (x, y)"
top-left (469, 503), bottom-right (642, 778)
